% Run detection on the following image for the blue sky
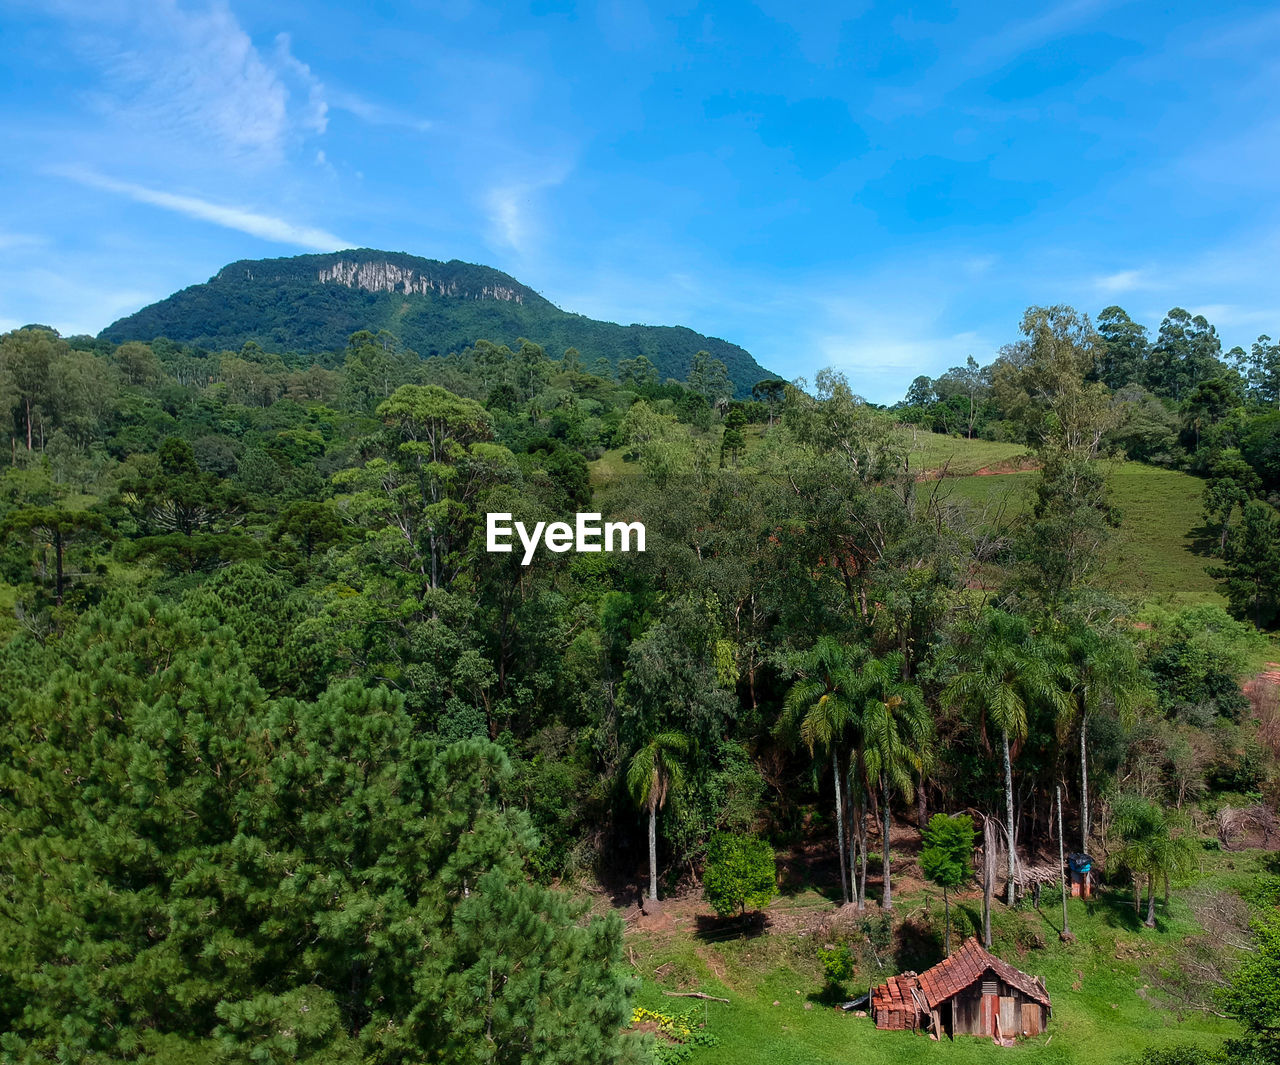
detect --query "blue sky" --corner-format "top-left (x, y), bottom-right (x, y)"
top-left (2, 0), bottom-right (1280, 402)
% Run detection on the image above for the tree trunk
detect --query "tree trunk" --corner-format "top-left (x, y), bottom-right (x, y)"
top-left (647, 804), bottom-right (658, 901)
top-left (833, 749), bottom-right (850, 905)
top-left (1144, 874), bottom-right (1156, 928)
top-left (943, 886), bottom-right (951, 956)
top-left (1057, 785), bottom-right (1070, 937)
top-left (1003, 730), bottom-right (1016, 906)
top-left (916, 768), bottom-right (927, 829)
top-left (847, 763), bottom-right (858, 910)
top-left (859, 786), bottom-right (870, 909)
top-left (53, 527), bottom-right (64, 606)
top-left (881, 775), bottom-right (893, 911)
top-left (982, 821), bottom-right (994, 948)
top-left (1080, 713), bottom-right (1090, 852)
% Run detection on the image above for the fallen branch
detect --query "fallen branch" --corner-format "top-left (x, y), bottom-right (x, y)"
top-left (662, 991), bottom-right (729, 1004)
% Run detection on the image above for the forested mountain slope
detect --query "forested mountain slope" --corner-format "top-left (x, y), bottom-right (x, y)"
top-left (100, 249), bottom-right (776, 396)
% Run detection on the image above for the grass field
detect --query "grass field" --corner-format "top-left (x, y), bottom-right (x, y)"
top-left (933, 460), bottom-right (1221, 608)
top-left (622, 848), bottom-right (1265, 1065)
top-left (589, 431), bottom-right (1225, 610)
top-left (903, 433), bottom-right (1032, 477)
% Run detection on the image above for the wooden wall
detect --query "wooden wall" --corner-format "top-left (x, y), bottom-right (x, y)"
top-left (946, 976), bottom-right (1046, 1038)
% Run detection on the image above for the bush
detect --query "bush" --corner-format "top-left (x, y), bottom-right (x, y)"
top-left (703, 832), bottom-right (776, 918)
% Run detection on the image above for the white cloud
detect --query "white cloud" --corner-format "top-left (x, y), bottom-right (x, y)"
top-left (0, 233), bottom-right (48, 251)
top-left (482, 167), bottom-right (571, 257)
top-left (968, 0), bottom-right (1117, 67)
top-left (1093, 269), bottom-right (1150, 294)
top-left (52, 167), bottom-right (349, 250)
top-left (327, 89), bottom-right (434, 133)
top-left (55, 0), bottom-right (326, 166)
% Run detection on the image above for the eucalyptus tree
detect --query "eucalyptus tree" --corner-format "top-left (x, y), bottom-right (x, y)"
top-left (942, 610), bottom-right (1071, 905)
top-left (859, 651), bottom-right (930, 911)
top-left (779, 636), bottom-right (864, 905)
top-left (627, 731), bottom-right (689, 903)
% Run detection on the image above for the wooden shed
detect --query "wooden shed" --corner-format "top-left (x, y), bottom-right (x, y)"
top-left (871, 938), bottom-right (1051, 1042)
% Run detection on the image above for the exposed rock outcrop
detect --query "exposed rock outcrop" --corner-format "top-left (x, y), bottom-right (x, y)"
top-left (318, 260), bottom-right (524, 303)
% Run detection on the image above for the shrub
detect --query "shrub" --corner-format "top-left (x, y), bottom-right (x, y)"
top-left (703, 832), bottom-right (776, 918)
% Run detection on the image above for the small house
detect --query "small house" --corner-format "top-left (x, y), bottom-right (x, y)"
top-left (871, 938), bottom-right (1051, 1042)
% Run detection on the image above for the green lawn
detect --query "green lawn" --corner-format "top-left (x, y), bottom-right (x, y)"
top-left (625, 852), bottom-right (1259, 1065)
top-left (903, 433), bottom-right (1032, 477)
top-left (935, 461), bottom-right (1221, 608)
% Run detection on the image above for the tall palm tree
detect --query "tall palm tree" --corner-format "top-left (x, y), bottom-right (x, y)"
top-left (1060, 624), bottom-right (1147, 852)
top-left (942, 610), bottom-right (1070, 905)
top-left (860, 652), bottom-right (930, 912)
top-left (627, 731), bottom-right (689, 903)
top-left (1114, 796), bottom-right (1196, 927)
top-left (779, 636), bottom-right (863, 905)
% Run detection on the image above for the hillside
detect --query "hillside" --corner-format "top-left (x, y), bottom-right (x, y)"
top-left (99, 249), bottom-right (777, 396)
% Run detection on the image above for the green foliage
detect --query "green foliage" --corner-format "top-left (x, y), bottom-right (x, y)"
top-left (0, 601), bottom-right (633, 1064)
top-left (703, 833), bottom-right (776, 918)
top-left (101, 251), bottom-right (773, 398)
top-left (919, 814), bottom-right (975, 893)
top-left (1219, 906), bottom-right (1280, 1063)
top-left (1212, 499), bottom-right (1280, 628)
top-left (817, 943), bottom-right (856, 985)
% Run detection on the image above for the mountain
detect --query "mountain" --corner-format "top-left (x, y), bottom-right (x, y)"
top-left (100, 250), bottom-right (778, 397)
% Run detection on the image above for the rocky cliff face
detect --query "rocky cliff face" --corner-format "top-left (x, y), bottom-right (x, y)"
top-left (317, 260), bottom-right (525, 303)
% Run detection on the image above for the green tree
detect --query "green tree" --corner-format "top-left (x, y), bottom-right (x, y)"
top-left (991, 305), bottom-right (1110, 455)
top-left (1060, 622), bottom-right (1146, 852)
top-left (0, 326), bottom-right (62, 452)
top-left (1017, 449), bottom-right (1120, 607)
top-left (0, 601), bottom-right (633, 1064)
top-left (1095, 306), bottom-right (1150, 389)
top-left (270, 499), bottom-right (346, 561)
top-left (1113, 796), bottom-right (1197, 927)
top-left (751, 378), bottom-right (786, 426)
top-left (0, 506), bottom-right (111, 605)
top-left (1219, 907), bottom-right (1280, 1064)
top-left (942, 610), bottom-right (1070, 905)
top-left (336, 384), bottom-right (512, 593)
top-left (935, 356), bottom-right (989, 438)
top-left (919, 813), bottom-right (975, 955)
top-left (901, 374), bottom-right (936, 409)
top-left (1244, 334), bottom-right (1280, 409)
top-left (686, 350), bottom-right (733, 407)
top-left (703, 833), bottom-right (776, 918)
top-left (1203, 450), bottom-right (1262, 553)
top-left (1212, 499), bottom-right (1280, 629)
top-left (859, 652), bottom-right (929, 911)
top-left (627, 731), bottom-right (689, 903)
top-left (779, 637), bottom-right (864, 905)
top-left (1147, 308), bottom-right (1223, 402)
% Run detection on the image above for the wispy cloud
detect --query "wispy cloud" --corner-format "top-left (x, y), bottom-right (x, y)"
top-left (1093, 269), bottom-right (1152, 295)
top-left (51, 0), bottom-right (326, 166)
top-left (327, 88), bottom-right (433, 132)
top-left (482, 167), bottom-right (571, 258)
top-left (52, 167), bottom-right (349, 250)
top-left (0, 233), bottom-right (49, 252)
top-left (967, 0), bottom-right (1118, 67)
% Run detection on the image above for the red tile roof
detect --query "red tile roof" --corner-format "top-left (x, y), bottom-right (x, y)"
top-left (916, 938), bottom-right (1050, 1010)
top-left (871, 972), bottom-right (918, 1013)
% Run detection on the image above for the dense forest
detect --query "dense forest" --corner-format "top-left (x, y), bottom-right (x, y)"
top-left (1, 296), bottom-right (1279, 1064)
top-left (99, 251), bottom-right (775, 397)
